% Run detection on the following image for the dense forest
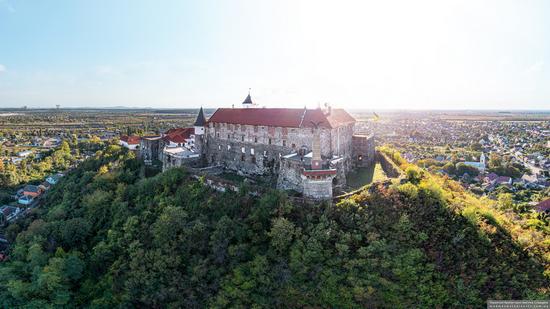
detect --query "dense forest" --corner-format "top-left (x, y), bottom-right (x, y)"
top-left (0, 145), bottom-right (548, 308)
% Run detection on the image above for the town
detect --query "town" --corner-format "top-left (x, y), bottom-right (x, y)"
top-left (358, 110), bottom-right (549, 212)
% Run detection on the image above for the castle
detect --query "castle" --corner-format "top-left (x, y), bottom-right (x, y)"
top-left (139, 92), bottom-right (375, 200)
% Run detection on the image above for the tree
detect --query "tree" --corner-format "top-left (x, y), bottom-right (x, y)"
top-left (455, 163), bottom-right (480, 177)
top-left (60, 141), bottom-right (71, 155)
top-left (497, 193), bottom-right (514, 210)
top-left (268, 217), bottom-right (297, 253)
top-left (442, 162), bottom-right (456, 175)
top-left (488, 153), bottom-right (502, 169)
top-left (405, 166), bottom-right (423, 184)
top-left (470, 143), bottom-right (483, 151)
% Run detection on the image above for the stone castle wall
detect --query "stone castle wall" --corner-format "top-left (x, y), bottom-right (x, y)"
top-left (376, 151), bottom-right (402, 178)
top-left (277, 158), bottom-right (305, 192)
top-left (139, 138), bottom-right (160, 165)
top-left (352, 134), bottom-right (375, 168)
top-left (303, 178), bottom-right (333, 200)
top-left (140, 118), bottom-right (373, 200)
top-left (206, 122), bottom-right (353, 160)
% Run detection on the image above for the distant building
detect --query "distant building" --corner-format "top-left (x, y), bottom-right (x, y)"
top-left (535, 199), bottom-right (550, 214)
top-left (22, 185), bottom-right (42, 198)
top-left (464, 153), bottom-right (486, 171)
top-left (18, 195), bottom-right (34, 205)
top-left (119, 135), bottom-right (140, 150)
top-left (17, 150), bottom-right (33, 158)
top-left (43, 138), bottom-right (61, 148)
top-left (46, 173), bottom-right (63, 185)
top-left (0, 205), bottom-right (21, 224)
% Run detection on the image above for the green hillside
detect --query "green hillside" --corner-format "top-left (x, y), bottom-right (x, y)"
top-left (0, 145), bottom-right (548, 308)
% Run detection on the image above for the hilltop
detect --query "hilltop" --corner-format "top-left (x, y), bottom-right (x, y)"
top-left (0, 145), bottom-right (547, 308)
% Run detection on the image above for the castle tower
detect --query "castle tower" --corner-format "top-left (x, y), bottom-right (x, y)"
top-left (193, 107), bottom-right (206, 154)
top-left (311, 127), bottom-right (322, 170)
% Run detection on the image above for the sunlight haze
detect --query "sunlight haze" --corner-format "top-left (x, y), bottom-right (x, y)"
top-left (0, 0), bottom-right (549, 109)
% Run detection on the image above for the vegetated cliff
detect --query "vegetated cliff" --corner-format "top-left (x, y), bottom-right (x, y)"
top-left (0, 145), bottom-right (547, 308)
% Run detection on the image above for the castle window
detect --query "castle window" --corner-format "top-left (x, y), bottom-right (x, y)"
top-left (254, 137), bottom-right (258, 143)
top-left (291, 143), bottom-right (296, 148)
top-left (227, 145), bottom-right (231, 150)
top-left (216, 132), bottom-right (220, 138)
top-left (250, 148), bottom-right (254, 155)
top-left (241, 147), bottom-right (245, 153)
top-left (227, 134), bottom-right (230, 139)
top-left (282, 140), bottom-right (286, 147)
top-left (268, 138), bottom-right (272, 145)
top-left (241, 154), bottom-right (245, 161)
top-left (251, 156), bottom-right (256, 164)
top-left (241, 135), bottom-right (245, 142)
top-left (218, 145), bottom-right (221, 150)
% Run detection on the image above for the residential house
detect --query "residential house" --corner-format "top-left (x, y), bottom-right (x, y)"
top-left (535, 199), bottom-right (550, 214)
top-left (46, 174), bottom-right (63, 185)
top-left (22, 185), bottom-right (43, 198)
top-left (0, 205), bottom-right (21, 225)
top-left (119, 135), bottom-right (140, 150)
top-left (17, 150), bottom-right (33, 158)
top-left (39, 181), bottom-right (51, 191)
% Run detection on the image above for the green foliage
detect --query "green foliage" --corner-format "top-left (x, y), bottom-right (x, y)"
top-left (405, 166), bottom-right (423, 184)
top-left (0, 148), bottom-right (547, 307)
top-left (497, 193), bottom-right (514, 210)
top-left (455, 162), bottom-right (480, 177)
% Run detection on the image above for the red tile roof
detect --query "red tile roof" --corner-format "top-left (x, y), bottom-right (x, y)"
top-left (302, 169), bottom-right (337, 176)
top-left (120, 135), bottom-right (141, 145)
top-left (207, 108), bottom-right (355, 129)
top-left (164, 128), bottom-right (194, 143)
top-left (495, 176), bottom-right (511, 183)
top-left (536, 199), bottom-right (550, 212)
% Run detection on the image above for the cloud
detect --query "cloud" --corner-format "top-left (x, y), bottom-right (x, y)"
top-left (0, 64), bottom-right (6, 73)
top-left (525, 61), bottom-right (544, 74)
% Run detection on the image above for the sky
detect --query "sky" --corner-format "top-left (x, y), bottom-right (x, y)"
top-left (0, 0), bottom-right (549, 110)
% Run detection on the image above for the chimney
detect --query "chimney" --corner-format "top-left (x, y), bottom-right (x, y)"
top-left (323, 102), bottom-right (331, 115)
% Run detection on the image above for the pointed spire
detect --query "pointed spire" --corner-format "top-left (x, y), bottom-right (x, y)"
top-left (193, 107), bottom-right (206, 126)
top-left (242, 88), bottom-right (253, 105)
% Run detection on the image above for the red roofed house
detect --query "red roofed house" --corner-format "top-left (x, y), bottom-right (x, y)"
top-left (535, 199), bottom-right (550, 214)
top-left (119, 135), bottom-right (141, 150)
top-left (160, 127), bottom-right (201, 170)
top-left (163, 127), bottom-right (195, 148)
